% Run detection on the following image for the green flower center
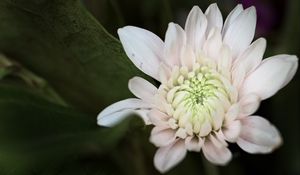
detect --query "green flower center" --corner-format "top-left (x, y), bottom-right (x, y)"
top-left (158, 64), bottom-right (234, 137)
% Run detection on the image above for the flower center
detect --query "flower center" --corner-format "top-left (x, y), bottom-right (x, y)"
top-left (157, 63), bottom-right (235, 138)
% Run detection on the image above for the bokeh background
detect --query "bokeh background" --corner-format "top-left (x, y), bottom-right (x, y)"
top-left (0, 0), bottom-right (299, 175)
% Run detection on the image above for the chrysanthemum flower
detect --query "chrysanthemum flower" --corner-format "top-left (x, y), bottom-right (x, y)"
top-left (97, 3), bottom-right (298, 173)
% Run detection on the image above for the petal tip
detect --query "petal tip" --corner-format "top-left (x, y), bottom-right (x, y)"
top-left (191, 5), bottom-right (201, 11)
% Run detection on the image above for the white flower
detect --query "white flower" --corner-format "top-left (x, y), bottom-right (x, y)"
top-left (97, 3), bottom-right (298, 173)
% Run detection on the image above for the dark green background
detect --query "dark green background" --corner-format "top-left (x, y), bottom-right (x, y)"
top-left (0, 0), bottom-right (299, 174)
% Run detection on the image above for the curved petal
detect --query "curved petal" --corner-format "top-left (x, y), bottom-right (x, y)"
top-left (205, 3), bottom-right (223, 36)
top-left (225, 103), bottom-right (240, 124)
top-left (128, 76), bottom-right (157, 103)
top-left (222, 120), bottom-right (242, 142)
top-left (158, 63), bottom-right (172, 83)
top-left (148, 109), bottom-right (170, 126)
top-left (185, 136), bottom-right (204, 152)
top-left (199, 119), bottom-right (212, 137)
top-left (97, 98), bottom-right (152, 126)
top-left (164, 23), bottom-right (186, 66)
top-left (202, 135), bottom-right (232, 165)
top-left (203, 28), bottom-right (223, 60)
top-left (150, 126), bottom-right (176, 147)
top-left (240, 55), bottom-right (298, 100)
top-left (185, 6), bottom-right (207, 55)
top-left (118, 26), bottom-right (164, 80)
top-left (222, 4), bottom-right (244, 35)
top-left (233, 38), bottom-right (266, 75)
top-left (237, 116), bottom-right (282, 154)
top-left (180, 45), bottom-right (196, 70)
top-left (217, 45), bottom-right (233, 79)
top-left (239, 93), bottom-right (261, 116)
top-left (154, 140), bottom-right (187, 173)
top-left (223, 6), bottom-right (257, 58)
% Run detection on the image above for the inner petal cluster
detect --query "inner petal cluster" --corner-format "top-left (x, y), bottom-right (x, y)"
top-left (157, 62), bottom-right (235, 138)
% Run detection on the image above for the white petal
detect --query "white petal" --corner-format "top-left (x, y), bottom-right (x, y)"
top-left (128, 76), bottom-right (157, 103)
top-left (185, 136), bottom-right (204, 152)
top-left (180, 45), bottom-right (196, 70)
top-left (233, 38), bottom-right (266, 77)
top-left (237, 116), bottom-right (282, 153)
top-left (202, 136), bottom-right (232, 165)
top-left (222, 120), bottom-right (242, 142)
top-left (97, 98), bottom-right (152, 127)
top-left (225, 103), bottom-right (240, 124)
top-left (158, 63), bottom-right (172, 83)
top-left (240, 55), bottom-right (298, 100)
top-left (118, 26), bottom-right (163, 80)
top-left (239, 93), bottom-right (261, 116)
top-left (213, 131), bottom-right (228, 147)
top-left (217, 45), bottom-right (233, 79)
top-left (203, 28), bottom-right (223, 60)
top-left (237, 138), bottom-right (273, 153)
top-left (211, 104), bottom-right (224, 130)
top-left (205, 3), bottom-right (223, 36)
top-left (148, 109), bottom-right (170, 126)
top-left (199, 119), bottom-right (212, 137)
top-left (231, 64), bottom-right (246, 90)
top-left (150, 126), bottom-right (176, 147)
top-left (222, 4), bottom-right (244, 35)
top-left (164, 23), bottom-right (186, 66)
top-left (223, 6), bottom-right (257, 58)
top-left (154, 140), bottom-right (187, 173)
top-left (185, 6), bottom-right (207, 55)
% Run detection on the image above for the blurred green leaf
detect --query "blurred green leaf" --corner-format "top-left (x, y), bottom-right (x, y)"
top-left (0, 0), bottom-right (145, 113)
top-left (277, 0), bottom-right (300, 57)
top-left (0, 84), bottom-right (141, 175)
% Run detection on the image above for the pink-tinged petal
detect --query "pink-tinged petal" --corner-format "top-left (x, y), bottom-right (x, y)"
top-left (164, 23), bottom-right (186, 66)
top-left (97, 98), bottom-right (152, 127)
top-left (118, 26), bottom-right (163, 80)
top-left (202, 136), bottom-right (232, 165)
top-left (128, 76), bottom-right (157, 103)
top-left (223, 6), bottom-right (257, 58)
top-left (185, 136), bottom-right (204, 152)
top-left (233, 38), bottom-right (266, 77)
top-left (154, 140), bottom-right (187, 173)
top-left (225, 103), bottom-right (240, 124)
top-left (240, 55), bottom-right (298, 100)
top-left (148, 109), bottom-right (170, 126)
top-left (211, 102), bottom-right (224, 130)
top-left (203, 28), bottom-right (223, 60)
top-left (158, 63), bottom-right (172, 84)
top-left (180, 45), bottom-right (196, 70)
top-left (213, 131), bottom-right (228, 147)
top-left (231, 64), bottom-right (246, 90)
top-left (232, 38), bottom-right (266, 89)
top-left (199, 119), bottom-right (212, 137)
top-left (222, 4), bottom-right (244, 35)
top-left (205, 3), bottom-right (223, 36)
top-left (217, 45), bottom-right (233, 79)
top-left (237, 116), bottom-right (282, 154)
top-left (237, 138), bottom-right (273, 153)
top-left (185, 6), bottom-right (207, 55)
top-left (150, 126), bottom-right (176, 147)
top-left (239, 93), bottom-right (261, 116)
top-left (222, 120), bottom-right (242, 142)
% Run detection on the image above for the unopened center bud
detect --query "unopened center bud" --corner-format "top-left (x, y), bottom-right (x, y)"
top-left (158, 64), bottom-right (232, 138)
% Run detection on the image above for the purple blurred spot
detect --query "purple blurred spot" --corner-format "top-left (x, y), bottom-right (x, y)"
top-left (238, 0), bottom-right (286, 36)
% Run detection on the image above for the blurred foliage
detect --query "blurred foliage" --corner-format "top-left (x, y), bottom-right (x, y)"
top-left (0, 0), bottom-right (148, 114)
top-left (0, 0), bottom-right (299, 174)
top-left (0, 83), bottom-right (146, 175)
